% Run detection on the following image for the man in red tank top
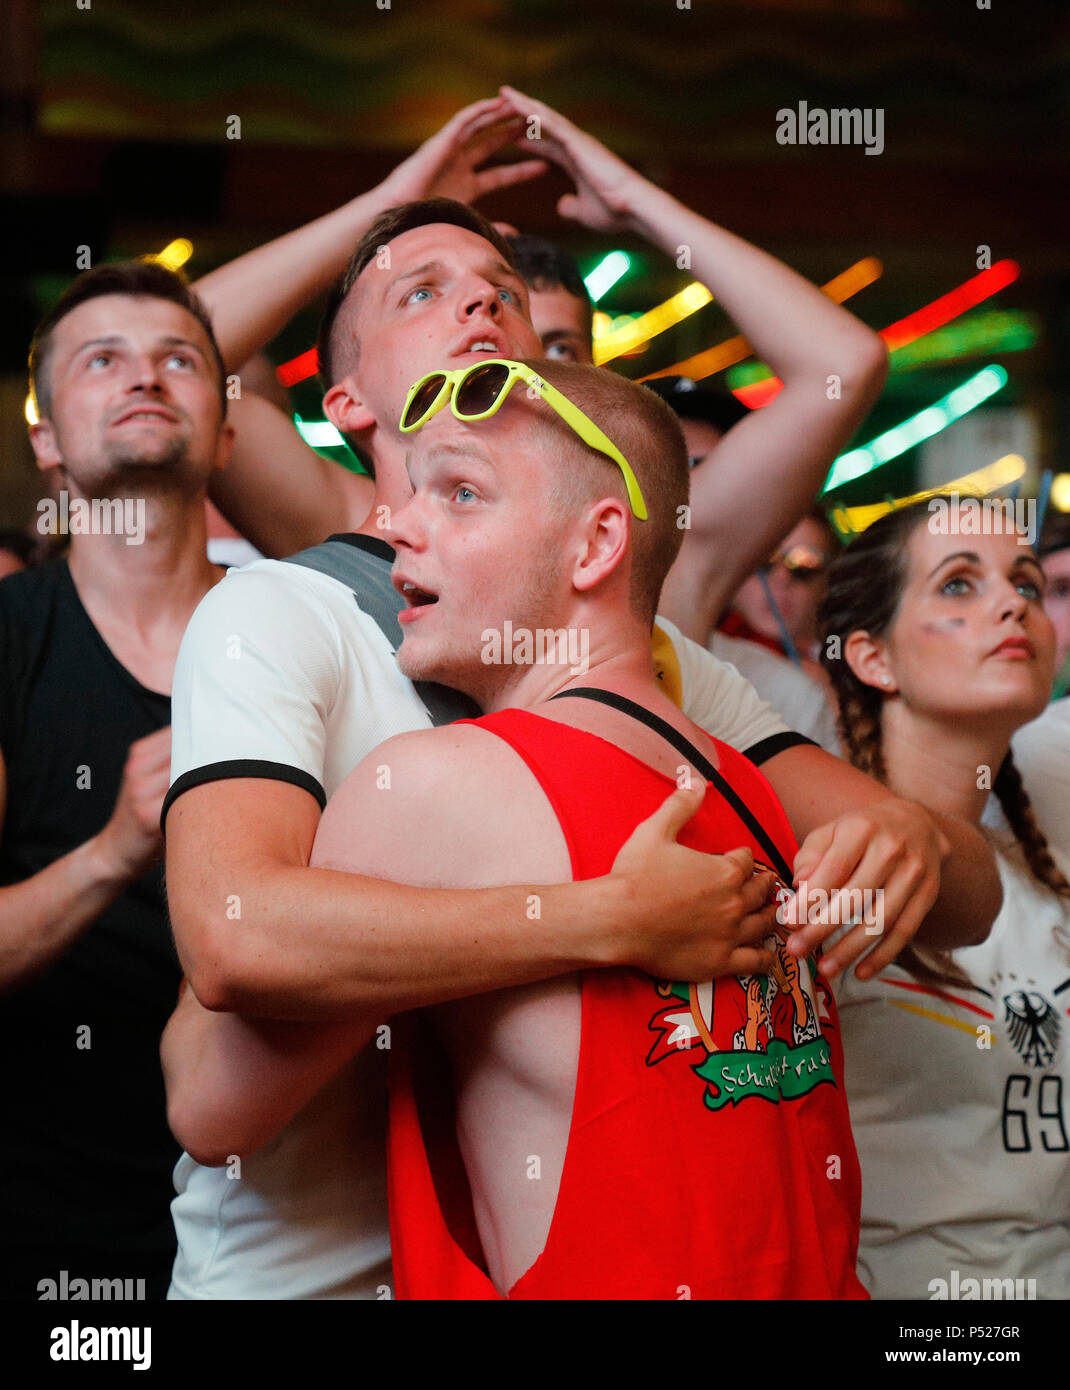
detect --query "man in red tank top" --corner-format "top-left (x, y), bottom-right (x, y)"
top-left (312, 358), bottom-right (867, 1298)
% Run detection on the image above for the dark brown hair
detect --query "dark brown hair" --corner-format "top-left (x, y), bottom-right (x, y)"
top-left (29, 261), bottom-right (227, 419)
top-left (316, 197), bottom-right (518, 389)
top-left (818, 495), bottom-right (1069, 988)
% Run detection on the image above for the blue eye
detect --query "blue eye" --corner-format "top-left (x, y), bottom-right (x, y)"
top-left (497, 287), bottom-right (515, 305)
top-left (406, 287), bottom-right (433, 304)
top-left (940, 576), bottom-right (970, 595)
top-left (1016, 578), bottom-right (1041, 600)
top-left (87, 352), bottom-right (112, 368)
top-left (165, 352), bottom-right (193, 369)
top-left (452, 485), bottom-right (477, 503)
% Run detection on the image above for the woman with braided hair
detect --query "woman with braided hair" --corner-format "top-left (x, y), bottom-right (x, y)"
top-left (810, 494), bottom-right (1070, 1300)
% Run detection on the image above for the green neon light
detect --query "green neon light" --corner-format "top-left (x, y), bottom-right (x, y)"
top-left (584, 251), bottom-right (631, 303)
top-left (822, 365), bottom-right (1009, 493)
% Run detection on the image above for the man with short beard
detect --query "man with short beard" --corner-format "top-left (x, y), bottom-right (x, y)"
top-left (0, 261), bottom-right (233, 1298)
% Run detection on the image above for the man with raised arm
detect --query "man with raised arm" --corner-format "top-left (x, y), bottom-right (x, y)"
top-left (163, 199), bottom-right (1000, 1299)
top-left (169, 363), bottom-right (1004, 1297)
top-left (194, 87), bottom-right (887, 649)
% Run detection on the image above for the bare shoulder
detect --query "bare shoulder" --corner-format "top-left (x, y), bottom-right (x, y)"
top-left (312, 723), bottom-right (569, 888)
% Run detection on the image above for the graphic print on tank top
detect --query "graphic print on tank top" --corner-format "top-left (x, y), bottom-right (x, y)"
top-left (387, 701), bottom-right (864, 1300)
top-left (547, 689), bottom-right (840, 1115)
top-left (646, 862), bottom-right (839, 1112)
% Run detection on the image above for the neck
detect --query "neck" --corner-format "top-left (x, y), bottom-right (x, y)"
top-left (479, 606), bottom-right (661, 714)
top-left (878, 698), bottom-right (1013, 825)
top-left (67, 490), bottom-right (219, 623)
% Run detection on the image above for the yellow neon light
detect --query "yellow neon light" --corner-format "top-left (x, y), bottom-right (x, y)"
top-left (148, 238), bottom-right (194, 272)
top-left (831, 454), bottom-right (1027, 536)
top-left (1051, 473), bottom-right (1070, 513)
top-left (593, 281), bottom-right (714, 365)
top-left (642, 257), bottom-right (883, 383)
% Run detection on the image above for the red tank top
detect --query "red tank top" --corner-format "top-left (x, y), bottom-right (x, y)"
top-left (387, 707), bottom-right (865, 1300)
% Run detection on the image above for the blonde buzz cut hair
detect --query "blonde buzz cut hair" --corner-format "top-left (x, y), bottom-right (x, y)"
top-left (516, 360), bottom-right (691, 625)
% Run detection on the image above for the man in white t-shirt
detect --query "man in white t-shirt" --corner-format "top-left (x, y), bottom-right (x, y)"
top-left (162, 203), bottom-right (1004, 1300)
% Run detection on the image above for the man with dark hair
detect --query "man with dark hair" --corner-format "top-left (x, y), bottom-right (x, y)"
top-left (161, 101), bottom-right (1002, 1298)
top-left (161, 199), bottom-right (810, 1299)
top-left (0, 261), bottom-right (233, 1298)
top-left (29, 260), bottom-right (228, 422)
top-left (507, 233), bottom-right (594, 364)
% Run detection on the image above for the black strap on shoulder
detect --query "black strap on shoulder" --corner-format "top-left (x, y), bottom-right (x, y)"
top-left (549, 686), bottom-right (793, 882)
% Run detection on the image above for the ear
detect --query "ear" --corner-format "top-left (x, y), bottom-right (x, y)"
top-left (323, 377), bottom-right (376, 437)
top-left (843, 629), bottom-right (896, 694)
top-left (29, 419), bottom-right (63, 473)
top-left (571, 497), bottom-right (631, 596)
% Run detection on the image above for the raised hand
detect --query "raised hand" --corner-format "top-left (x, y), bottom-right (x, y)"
top-left (498, 84), bottom-right (649, 233)
top-left (378, 95), bottom-right (549, 210)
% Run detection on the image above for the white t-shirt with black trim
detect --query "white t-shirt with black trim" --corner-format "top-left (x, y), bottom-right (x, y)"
top-left (165, 534), bottom-right (800, 1300)
top-left (834, 830), bottom-right (1070, 1301)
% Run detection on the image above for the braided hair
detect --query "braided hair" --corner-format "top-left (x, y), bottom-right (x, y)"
top-left (818, 497), bottom-right (1069, 988)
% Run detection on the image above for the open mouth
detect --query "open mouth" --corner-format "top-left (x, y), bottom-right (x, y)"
top-left (397, 579), bottom-right (439, 610)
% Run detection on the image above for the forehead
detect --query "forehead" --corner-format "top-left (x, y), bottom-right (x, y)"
top-left (528, 284), bottom-right (590, 339)
top-left (411, 404), bottom-right (550, 484)
top-left (357, 222), bottom-right (515, 295)
top-left (906, 517), bottom-right (1035, 573)
top-left (50, 294), bottom-right (210, 357)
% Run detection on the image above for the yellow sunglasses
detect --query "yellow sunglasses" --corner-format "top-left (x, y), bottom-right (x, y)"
top-left (398, 359), bottom-right (647, 521)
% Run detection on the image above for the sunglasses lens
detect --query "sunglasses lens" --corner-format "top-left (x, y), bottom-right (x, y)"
top-left (455, 362), bottom-right (511, 418)
top-left (403, 374), bottom-right (448, 430)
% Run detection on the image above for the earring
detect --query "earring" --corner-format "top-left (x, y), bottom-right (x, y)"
top-left (881, 676), bottom-right (891, 686)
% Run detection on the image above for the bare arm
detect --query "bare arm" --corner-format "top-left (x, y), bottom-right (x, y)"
top-left (0, 730), bottom-right (170, 991)
top-left (162, 982), bottom-right (372, 1165)
top-left (164, 726), bottom-right (776, 1163)
top-left (195, 97), bottom-right (546, 553)
top-left (762, 744), bottom-right (1003, 975)
top-left (166, 767), bottom-right (774, 1021)
top-left (207, 393), bottom-right (374, 557)
top-left (497, 85), bottom-right (888, 639)
top-left (193, 96), bottom-right (547, 372)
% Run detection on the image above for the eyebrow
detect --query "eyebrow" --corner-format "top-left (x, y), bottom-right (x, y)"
top-left (73, 334), bottom-right (207, 360)
top-left (383, 261), bottom-right (446, 300)
top-left (381, 257), bottom-right (525, 303)
top-left (926, 550), bottom-right (1047, 581)
top-left (407, 441), bottom-right (498, 486)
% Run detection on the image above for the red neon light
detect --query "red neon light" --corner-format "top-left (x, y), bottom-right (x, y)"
top-left (733, 260), bottom-right (1021, 410)
top-left (276, 348), bottom-right (319, 388)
